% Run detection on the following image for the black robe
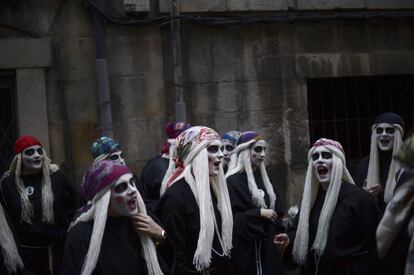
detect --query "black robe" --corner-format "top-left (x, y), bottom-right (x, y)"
top-left (287, 182), bottom-right (381, 275)
top-left (355, 151), bottom-right (411, 212)
top-left (138, 156), bottom-right (169, 212)
top-left (156, 178), bottom-right (233, 275)
top-left (62, 216), bottom-right (168, 275)
top-left (226, 170), bottom-right (285, 275)
top-left (0, 171), bottom-right (78, 275)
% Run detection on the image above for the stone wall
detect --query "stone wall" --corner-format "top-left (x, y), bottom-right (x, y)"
top-left (1, 0), bottom-right (414, 207)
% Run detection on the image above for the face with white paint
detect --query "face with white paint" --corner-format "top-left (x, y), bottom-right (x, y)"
top-left (375, 123), bottom-right (395, 152)
top-left (207, 140), bottom-right (224, 176)
top-left (107, 150), bottom-right (126, 165)
top-left (21, 145), bottom-right (44, 172)
top-left (311, 146), bottom-right (333, 184)
top-left (250, 140), bottom-right (267, 168)
top-left (221, 140), bottom-right (235, 167)
top-left (108, 173), bottom-right (138, 217)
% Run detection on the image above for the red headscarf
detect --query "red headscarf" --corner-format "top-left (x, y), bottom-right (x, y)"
top-left (14, 136), bottom-right (42, 155)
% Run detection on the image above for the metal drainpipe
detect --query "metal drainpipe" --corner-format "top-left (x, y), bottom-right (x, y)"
top-left (93, 2), bottom-right (114, 137)
top-left (171, 0), bottom-right (187, 122)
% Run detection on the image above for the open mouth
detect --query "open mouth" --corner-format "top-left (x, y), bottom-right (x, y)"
top-left (33, 160), bottom-right (42, 165)
top-left (214, 161), bottom-right (221, 168)
top-left (317, 166), bottom-right (328, 176)
top-left (379, 137), bottom-right (391, 147)
top-left (128, 197), bottom-right (137, 210)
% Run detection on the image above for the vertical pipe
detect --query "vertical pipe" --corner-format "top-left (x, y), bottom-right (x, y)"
top-left (93, 4), bottom-right (113, 137)
top-left (171, 0), bottom-right (186, 122)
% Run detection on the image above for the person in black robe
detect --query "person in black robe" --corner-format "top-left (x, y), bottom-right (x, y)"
top-left (375, 133), bottom-right (414, 275)
top-left (225, 131), bottom-right (286, 275)
top-left (62, 160), bottom-right (169, 275)
top-left (221, 130), bottom-right (241, 174)
top-left (139, 122), bottom-right (190, 212)
top-left (287, 138), bottom-right (380, 275)
top-left (0, 136), bottom-right (78, 275)
top-left (156, 126), bottom-right (233, 274)
top-left (355, 112), bottom-right (407, 211)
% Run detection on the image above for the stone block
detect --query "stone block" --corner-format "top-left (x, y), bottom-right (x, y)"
top-left (297, 0), bottom-right (365, 10)
top-left (366, 0), bottom-right (414, 9)
top-left (227, 0), bottom-right (288, 11)
top-left (369, 52), bottom-right (414, 76)
top-left (16, 68), bottom-right (50, 152)
top-left (59, 37), bottom-right (96, 81)
top-left (159, 0), bottom-right (226, 13)
top-left (0, 38), bottom-right (52, 69)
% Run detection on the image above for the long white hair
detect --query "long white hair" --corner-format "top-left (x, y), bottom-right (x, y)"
top-left (292, 139), bottom-right (354, 265)
top-left (366, 124), bottom-right (403, 202)
top-left (226, 139), bottom-right (276, 210)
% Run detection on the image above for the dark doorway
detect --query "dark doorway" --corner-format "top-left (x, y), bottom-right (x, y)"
top-left (307, 75), bottom-right (414, 174)
top-left (0, 71), bottom-right (17, 175)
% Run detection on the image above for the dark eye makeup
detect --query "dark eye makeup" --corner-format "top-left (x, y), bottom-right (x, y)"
top-left (207, 145), bottom-right (220, 154)
top-left (312, 152), bottom-right (332, 161)
top-left (24, 148), bottom-right (43, 156)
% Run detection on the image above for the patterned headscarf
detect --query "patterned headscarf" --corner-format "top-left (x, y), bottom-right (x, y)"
top-left (293, 138), bottom-right (355, 265)
top-left (161, 122), bottom-right (191, 155)
top-left (162, 126), bottom-right (233, 271)
top-left (226, 131), bottom-right (276, 210)
top-left (90, 137), bottom-right (122, 162)
top-left (70, 160), bottom-right (163, 275)
top-left (222, 130), bottom-right (242, 146)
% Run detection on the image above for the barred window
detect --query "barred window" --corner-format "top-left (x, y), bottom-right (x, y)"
top-left (0, 71), bottom-right (17, 175)
top-left (307, 75), bottom-right (414, 174)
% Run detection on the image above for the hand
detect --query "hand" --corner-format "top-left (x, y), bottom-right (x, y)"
top-left (260, 208), bottom-right (278, 223)
top-left (273, 233), bottom-right (290, 252)
top-left (131, 214), bottom-right (165, 241)
top-left (363, 183), bottom-right (383, 198)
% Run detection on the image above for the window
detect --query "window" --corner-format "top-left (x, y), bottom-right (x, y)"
top-left (307, 75), bottom-right (414, 174)
top-left (0, 71), bottom-right (17, 175)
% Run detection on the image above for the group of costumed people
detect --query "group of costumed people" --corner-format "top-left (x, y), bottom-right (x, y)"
top-left (0, 112), bottom-right (413, 275)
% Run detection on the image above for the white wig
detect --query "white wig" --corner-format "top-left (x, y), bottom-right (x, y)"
top-left (292, 138), bottom-right (354, 265)
top-left (165, 126), bottom-right (233, 271)
top-left (366, 124), bottom-right (403, 202)
top-left (7, 149), bottom-right (58, 225)
top-left (226, 136), bottom-right (276, 210)
top-left (0, 202), bottom-right (24, 274)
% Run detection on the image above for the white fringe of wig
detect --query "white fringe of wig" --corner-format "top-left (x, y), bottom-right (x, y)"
top-left (8, 149), bottom-right (57, 225)
top-left (366, 124), bottom-right (403, 202)
top-left (292, 144), bottom-right (354, 265)
top-left (168, 148), bottom-right (233, 271)
top-left (226, 140), bottom-right (276, 210)
top-left (0, 202), bottom-right (24, 274)
top-left (160, 139), bottom-right (177, 196)
top-left (69, 185), bottom-right (163, 275)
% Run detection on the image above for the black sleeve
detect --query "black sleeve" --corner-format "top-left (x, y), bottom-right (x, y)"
top-left (138, 161), bottom-right (161, 213)
top-left (61, 172), bottom-right (80, 222)
top-left (160, 190), bottom-right (188, 275)
top-left (227, 176), bottom-right (265, 241)
top-left (61, 224), bottom-right (90, 275)
top-left (355, 157), bottom-right (369, 188)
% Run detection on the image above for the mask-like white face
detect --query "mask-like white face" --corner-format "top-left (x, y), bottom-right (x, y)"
top-left (109, 173), bottom-right (138, 217)
top-left (250, 140), bottom-right (267, 168)
top-left (221, 140), bottom-right (235, 166)
top-left (375, 123), bottom-right (395, 152)
top-left (22, 145), bottom-right (44, 171)
top-left (311, 147), bottom-right (333, 184)
top-left (107, 150), bottom-right (126, 165)
top-left (207, 140), bottom-right (224, 176)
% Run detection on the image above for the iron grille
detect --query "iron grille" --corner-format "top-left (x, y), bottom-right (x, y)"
top-left (0, 71), bottom-right (17, 175)
top-left (307, 75), bottom-right (414, 175)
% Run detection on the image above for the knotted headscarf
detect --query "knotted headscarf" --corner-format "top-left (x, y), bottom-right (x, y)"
top-left (293, 138), bottom-right (354, 265)
top-left (222, 130), bottom-right (242, 171)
